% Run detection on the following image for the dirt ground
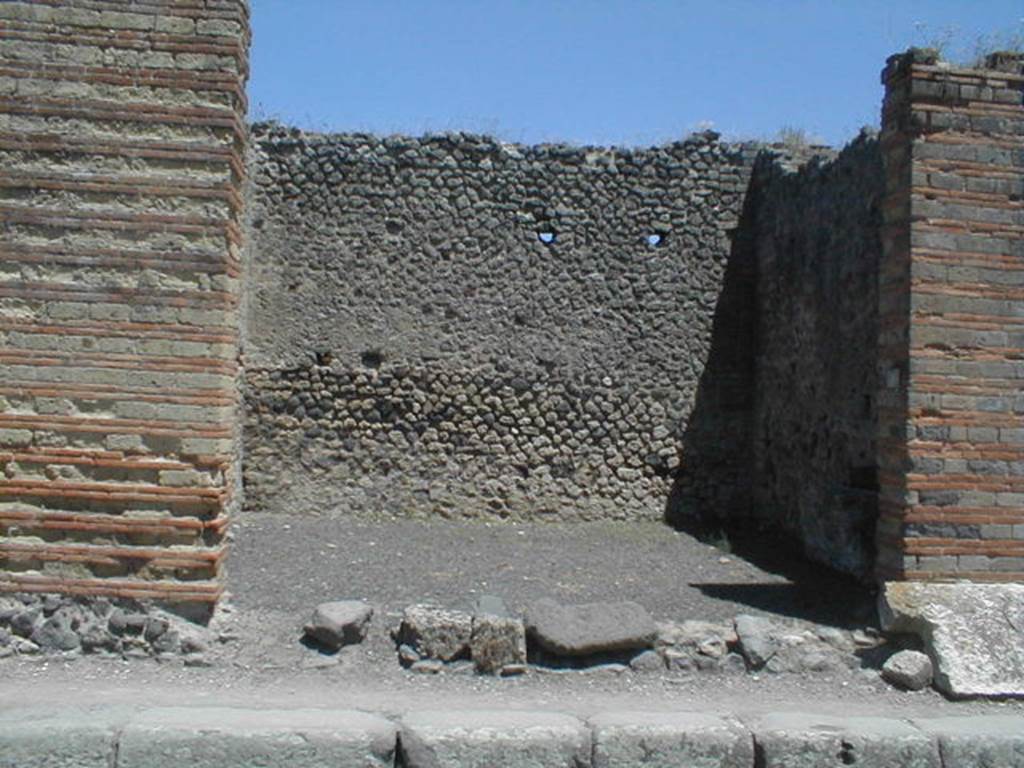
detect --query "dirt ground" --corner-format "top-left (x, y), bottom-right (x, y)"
top-left (3, 513), bottom-right (1023, 718)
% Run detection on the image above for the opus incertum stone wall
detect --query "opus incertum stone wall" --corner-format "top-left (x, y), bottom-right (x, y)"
top-left (877, 51), bottom-right (1024, 582)
top-left (243, 127), bottom-right (759, 523)
top-left (0, 0), bottom-right (249, 612)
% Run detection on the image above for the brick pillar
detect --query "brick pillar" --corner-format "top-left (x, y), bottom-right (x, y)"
top-left (0, 2), bottom-right (249, 614)
top-left (877, 50), bottom-right (1024, 582)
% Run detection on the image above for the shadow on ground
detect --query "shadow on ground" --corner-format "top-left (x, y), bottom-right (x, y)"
top-left (687, 530), bottom-right (878, 629)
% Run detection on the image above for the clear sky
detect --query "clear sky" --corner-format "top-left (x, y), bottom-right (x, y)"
top-left (249, 1), bottom-right (1023, 148)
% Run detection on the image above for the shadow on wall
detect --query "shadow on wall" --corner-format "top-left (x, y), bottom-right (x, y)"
top-left (664, 165), bottom-right (760, 539)
top-left (665, 136), bottom-right (884, 584)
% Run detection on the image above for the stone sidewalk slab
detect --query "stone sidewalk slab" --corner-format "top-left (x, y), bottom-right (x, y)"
top-left (589, 711), bottom-right (753, 768)
top-left (1, 705), bottom-right (1023, 768)
top-left (399, 709), bottom-right (591, 768)
top-left (0, 711), bottom-right (122, 768)
top-left (915, 715), bottom-right (1024, 768)
top-left (752, 712), bottom-right (940, 768)
top-left (118, 707), bottom-right (397, 768)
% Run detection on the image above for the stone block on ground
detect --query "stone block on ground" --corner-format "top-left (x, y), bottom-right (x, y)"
top-left (753, 713), bottom-right (940, 768)
top-left (734, 614), bottom-right (850, 674)
top-left (734, 614), bottom-right (776, 669)
top-left (524, 598), bottom-right (656, 657)
top-left (397, 605), bottom-right (472, 662)
top-left (470, 614), bottom-right (527, 675)
top-left (914, 716), bottom-right (1024, 768)
top-left (303, 601), bottom-right (373, 651)
top-left (399, 710), bottom-right (590, 768)
top-left (118, 707), bottom-right (397, 768)
top-left (882, 650), bottom-right (934, 691)
top-left (880, 582), bottom-right (1024, 697)
top-left (590, 711), bottom-right (753, 768)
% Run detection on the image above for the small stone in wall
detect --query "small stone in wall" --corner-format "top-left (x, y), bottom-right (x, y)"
top-left (30, 611), bottom-right (80, 652)
top-left (881, 650), bottom-right (934, 692)
top-left (629, 649), bottom-right (666, 672)
top-left (303, 600), bottom-right (373, 651)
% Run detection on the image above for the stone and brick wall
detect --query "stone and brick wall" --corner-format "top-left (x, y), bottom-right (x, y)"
top-left (877, 51), bottom-right (1024, 582)
top-left (0, 0), bottom-right (249, 612)
top-left (244, 128), bottom-right (758, 522)
top-left (0, 2), bottom-right (1020, 613)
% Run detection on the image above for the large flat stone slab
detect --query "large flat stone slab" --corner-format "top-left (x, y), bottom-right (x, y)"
top-left (752, 713), bottom-right (939, 768)
top-left (914, 716), bottom-right (1024, 768)
top-left (880, 582), bottom-right (1024, 697)
top-left (118, 707), bottom-right (397, 768)
top-left (399, 710), bottom-right (590, 768)
top-left (525, 598), bottom-right (656, 657)
top-left (590, 711), bottom-right (753, 768)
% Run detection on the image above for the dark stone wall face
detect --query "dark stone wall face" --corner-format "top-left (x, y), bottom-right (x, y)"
top-left (243, 127), bottom-right (757, 521)
top-left (747, 136), bottom-right (884, 578)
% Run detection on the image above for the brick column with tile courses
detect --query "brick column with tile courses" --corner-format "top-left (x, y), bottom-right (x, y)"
top-left (0, 1), bottom-right (249, 615)
top-left (877, 49), bottom-right (1024, 583)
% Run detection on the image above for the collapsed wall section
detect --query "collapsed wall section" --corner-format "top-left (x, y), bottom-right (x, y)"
top-left (0, 1), bottom-right (249, 611)
top-left (244, 129), bottom-right (756, 521)
top-left (877, 51), bottom-right (1024, 582)
top-left (748, 136), bottom-right (884, 578)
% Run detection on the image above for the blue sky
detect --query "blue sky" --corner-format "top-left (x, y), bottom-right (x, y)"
top-left (249, 1), bottom-right (1023, 148)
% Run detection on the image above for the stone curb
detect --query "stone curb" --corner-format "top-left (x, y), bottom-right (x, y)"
top-left (0, 707), bottom-right (1022, 768)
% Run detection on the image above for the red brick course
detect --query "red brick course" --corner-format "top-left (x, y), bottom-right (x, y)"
top-left (877, 51), bottom-right (1024, 583)
top-left (0, 0), bottom-right (247, 606)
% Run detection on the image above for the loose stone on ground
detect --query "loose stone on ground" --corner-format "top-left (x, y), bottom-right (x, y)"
top-left (882, 650), bottom-right (934, 692)
top-left (303, 600), bottom-right (373, 651)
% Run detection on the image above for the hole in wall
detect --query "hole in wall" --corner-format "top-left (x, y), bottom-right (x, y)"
top-left (385, 220), bottom-right (403, 235)
top-left (538, 232), bottom-right (556, 245)
top-left (647, 233), bottom-right (664, 247)
top-left (314, 348), bottom-right (333, 366)
top-left (360, 349), bottom-right (384, 369)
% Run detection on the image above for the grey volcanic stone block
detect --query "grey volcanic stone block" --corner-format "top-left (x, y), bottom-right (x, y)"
top-left (304, 600), bottom-right (373, 650)
top-left (470, 613), bottom-right (527, 675)
top-left (753, 713), bottom-right (940, 768)
top-left (915, 716), bottom-right (1024, 768)
top-left (734, 614), bottom-right (776, 669)
top-left (0, 713), bottom-right (120, 768)
top-left (525, 598), bottom-right (656, 656)
top-left (590, 711), bottom-right (753, 768)
top-left (880, 582), bottom-right (1024, 697)
top-left (398, 605), bottom-right (473, 661)
top-left (118, 707), bottom-right (397, 768)
top-left (882, 650), bottom-right (934, 691)
top-left (399, 710), bottom-right (590, 768)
